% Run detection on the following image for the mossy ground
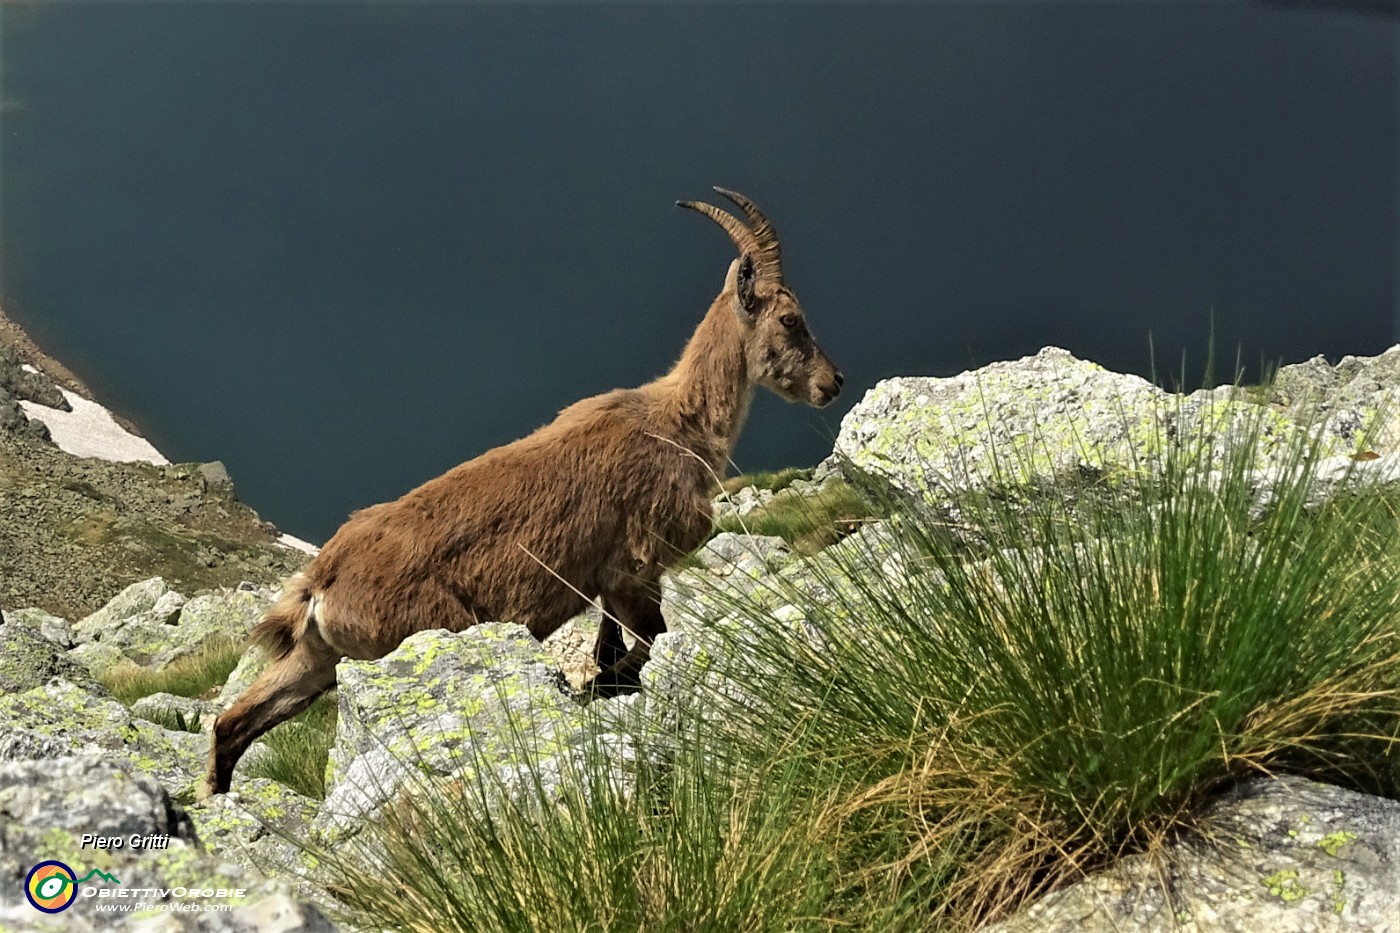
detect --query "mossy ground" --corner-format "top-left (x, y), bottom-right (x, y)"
top-left (0, 430), bottom-right (306, 620)
top-left (714, 475), bottom-right (880, 553)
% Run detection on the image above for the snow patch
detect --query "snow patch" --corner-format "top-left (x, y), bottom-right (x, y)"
top-left (19, 389), bottom-right (169, 465)
top-left (19, 387), bottom-right (323, 553)
top-left (277, 533), bottom-right (321, 556)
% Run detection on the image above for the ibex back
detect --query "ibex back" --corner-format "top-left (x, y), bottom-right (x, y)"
top-left (202, 189), bottom-right (842, 798)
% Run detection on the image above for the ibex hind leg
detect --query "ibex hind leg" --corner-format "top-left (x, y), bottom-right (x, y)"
top-left (587, 587), bottom-right (666, 700)
top-left (200, 634), bottom-right (339, 799)
top-left (593, 615), bottom-right (629, 673)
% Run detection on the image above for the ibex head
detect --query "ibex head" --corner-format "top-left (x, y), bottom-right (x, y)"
top-left (679, 188), bottom-right (844, 408)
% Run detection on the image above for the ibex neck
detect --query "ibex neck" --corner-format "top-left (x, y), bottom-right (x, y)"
top-left (657, 297), bottom-right (752, 473)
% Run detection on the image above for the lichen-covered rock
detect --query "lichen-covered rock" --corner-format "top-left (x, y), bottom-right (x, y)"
top-left (660, 522), bottom-right (911, 651)
top-left (130, 693), bottom-right (217, 731)
top-left (635, 618), bottom-right (784, 756)
top-left (660, 533), bottom-right (802, 634)
top-left (1268, 347), bottom-right (1400, 452)
top-left (316, 624), bottom-right (623, 840)
top-left (70, 579), bottom-right (271, 672)
top-left (661, 565), bottom-right (776, 634)
top-left (73, 577), bottom-right (184, 643)
top-left (778, 519), bottom-right (912, 599)
top-left (71, 577), bottom-right (188, 670)
top-left (638, 628), bottom-right (732, 738)
top-left (987, 776), bottom-right (1400, 933)
top-left (0, 755), bottom-right (338, 931)
top-left (0, 680), bottom-right (204, 796)
top-left (187, 778), bottom-right (321, 882)
top-left (696, 532), bottom-right (793, 576)
top-left (0, 680), bottom-right (264, 802)
top-left (179, 587), bottom-right (276, 637)
top-left (144, 587), bottom-right (273, 670)
top-left (831, 348), bottom-right (1167, 502)
top-left (0, 616), bottom-right (105, 696)
top-left (215, 645), bottom-right (271, 712)
top-left (648, 531), bottom-right (858, 741)
top-left (1253, 451), bottom-right (1400, 514)
top-left (67, 640), bottom-right (131, 678)
top-left (2, 606), bottom-right (74, 647)
top-left (830, 347), bottom-right (1354, 507)
top-left (712, 483), bottom-right (776, 522)
top-left (0, 730), bottom-right (71, 761)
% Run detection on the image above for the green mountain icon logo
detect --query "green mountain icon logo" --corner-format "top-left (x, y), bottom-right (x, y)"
top-left (73, 869), bottom-right (122, 886)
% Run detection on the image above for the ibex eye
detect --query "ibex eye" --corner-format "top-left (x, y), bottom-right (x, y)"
top-left (780, 314), bottom-right (797, 328)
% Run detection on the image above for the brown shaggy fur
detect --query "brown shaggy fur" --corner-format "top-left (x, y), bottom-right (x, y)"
top-left (202, 192), bottom-right (841, 798)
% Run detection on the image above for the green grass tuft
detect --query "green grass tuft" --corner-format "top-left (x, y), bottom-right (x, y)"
top-left (244, 692), bottom-right (338, 799)
top-left (138, 705), bottom-right (204, 733)
top-left (703, 401), bottom-right (1400, 923)
top-left (309, 728), bottom-right (882, 933)
top-left (720, 467), bottom-right (812, 496)
top-left (100, 636), bottom-right (245, 705)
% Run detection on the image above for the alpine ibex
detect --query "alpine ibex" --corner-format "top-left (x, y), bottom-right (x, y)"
top-left (202, 189), bottom-right (842, 797)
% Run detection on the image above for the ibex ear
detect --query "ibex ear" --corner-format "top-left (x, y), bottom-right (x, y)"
top-left (731, 254), bottom-right (758, 320)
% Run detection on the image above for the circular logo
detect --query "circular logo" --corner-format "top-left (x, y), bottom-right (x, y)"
top-left (25, 861), bottom-right (78, 913)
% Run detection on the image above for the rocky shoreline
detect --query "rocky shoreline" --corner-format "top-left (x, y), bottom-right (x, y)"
top-left (0, 319), bottom-right (306, 619)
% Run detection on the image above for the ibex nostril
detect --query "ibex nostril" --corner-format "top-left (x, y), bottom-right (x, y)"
top-left (834, 371), bottom-right (846, 389)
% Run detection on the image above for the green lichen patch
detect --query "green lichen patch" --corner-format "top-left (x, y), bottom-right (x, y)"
top-left (1261, 869), bottom-right (1310, 904)
top-left (0, 615), bottom-right (103, 696)
top-left (188, 777), bottom-right (320, 861)
top-left (1316, 830), bottom-right (1358, 857)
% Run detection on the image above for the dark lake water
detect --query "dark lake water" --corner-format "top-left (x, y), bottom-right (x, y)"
top-left (2, 3), bottom-right (1395, 543)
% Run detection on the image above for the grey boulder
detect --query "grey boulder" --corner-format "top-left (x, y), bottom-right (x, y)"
top-left (988, 776), bottom-right (1400, 933)
top-left (316, 624), bottom-right (630, 841)
top-left (71, 578), bottom-right (273, 674)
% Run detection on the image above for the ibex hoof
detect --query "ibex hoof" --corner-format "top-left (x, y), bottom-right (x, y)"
top-left (196, 774), bottom-right (226, 803)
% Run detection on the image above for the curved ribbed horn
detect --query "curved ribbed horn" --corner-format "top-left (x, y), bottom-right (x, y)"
top-left (714, 187), bottom-right (782, 282)
top-left (676, 199), bottom-right (760, 262)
